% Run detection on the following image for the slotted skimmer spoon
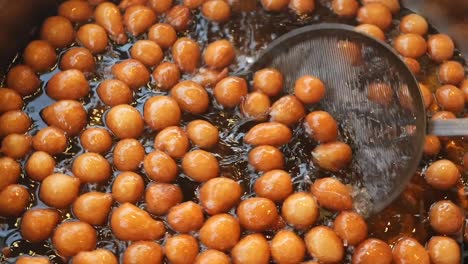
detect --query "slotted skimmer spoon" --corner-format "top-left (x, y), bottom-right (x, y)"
top-left (249, 23), bottom-right (468, 216)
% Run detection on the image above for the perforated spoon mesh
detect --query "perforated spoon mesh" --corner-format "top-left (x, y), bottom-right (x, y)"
top-left (250, 24), bottom-right (426, 215)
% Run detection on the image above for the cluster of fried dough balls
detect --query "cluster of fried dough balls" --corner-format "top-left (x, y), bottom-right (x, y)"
top-left (1, 0), bottom-right (466, 264)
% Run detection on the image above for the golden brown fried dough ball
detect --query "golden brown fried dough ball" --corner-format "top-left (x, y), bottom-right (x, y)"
top-left (148, 23), bottom-right (177, 49)
top-left (254, 170), bottom-right (292, 202)
top-left (0, 184), bottom-right (29, 217)
top-left (113, 139), bottom-right (145, 171)
top-left (431, 111), bottom-right (456, 121)
top-left (130, 40), bottom-right (163, 67)
top-left (435, 85), bottom-right (465, 113)
top-left (362, 0), bottom-right (399, 13)
top-left (305, 226), bottom-right (344, 263)
top-left (154, 126), bottom-right (190, 159)
top-left (282, 192), bottom-right (319, 229)
top-left (168, 201), bottom-right (204, 233)
top-left (6, 65), bottom-right (40, 96)
top-left (123, 241), bottom-right (164, 264)
top-left (461, 78), bottom-right (468, 103)
top-left (73, 192), bottom-right (113, 226)
top-left (25, 151), bottom-right (55, 182)
top-left (182, 150), bottom-right (219, 182)
top-left (241, 92), bottom-right (271, 120)
top-left (72, 152), bottom-right (111, 183)
top-left (112, 59), bottom-right (150, 90)
top-left (423, 135), bottom-right (441, 156)
top-left (16, 256), bottom-right (51, 264)
top-left (148, 0), bottom-right (173, 13)
top-left (166, 5), bottom-right (192, 31)
top-left (418, 83), bottom-right (433, 109)
top-left (112, 172), bottom-right (144, 203)
top-left (95, 2), bottom-right (128, 44)
top-left (186, 120), bottom-right (219, 149)
top-left (0, 88), bottom-right (23, 113)
top-left (271, 230), bottom-right (306, 264)
top-left (305, 111), bottom-right (339, 143)
top-left (23, 40), bottom-right (57, 72)
top-left (231, 234), bottom-right (270, 264)
top-left (76, 24), bottom-right (109, 54)
top-left (106, 104), bottom-right (144, 139)
top-left (425, 159), bottom-right (460, 190)
top-left (152, 62), bottom-right (181, 90)
top-left (1, 133), bottom-right (31, 159)
top-left (261, 0), bottom-right (289, 12)
top-left (214, 76), bottom-right (248, 108)
top-left (195, 250), bottom-right (230, 264)
top-left (119, 0), bottom-right (148, 9)
top-left (47, 69), bottom-right (90, 100)
top-left (21, 208), bottom-right (60, 243)
top-left (60, 47), bottom-right (96, 73)
top-left (204, 40), bottom-right (235, 69)
top-left (427, 236), bottom-right (461, 264)
top-left (199, 214), bottom-right (240, 251)
top-left (32, 126), bottom-right (67, 155)
top-left (357, 3), bottom-right (392, 30)
top-left (0, 157), bottom-right (20, 190)
top-left (392, 237), bottom-right (430, 264)
top-left (97, 79), bottom-right (133, 106)
top-left (40, 173), bottom-right (80, 209)
top-left (89, 0), bottom-right (108, 5)
top-left (202, 0), bottom-right (231, 22)
top-left (332, 0), bottom-right (359, 17)
top-left (111, 203), bottom-right (165, 241)
top-left (248, 145), bottom-right (285, 172)
top-left (352, 238), bottom-right (392, 264)
top-left (173, 38), bottom-right (201, 73)
top-left (143, 151), bottom-right (178, 182)
top-left (80, 127), bottom-right (113, 154)
top-left (144, 96), bottom-right (181, 131)
top-left (199, 177), bottom-right (242, 215)
top-left (0, 110), bottom-right (31, 136)
top-left (193, 67), bottom-right (228, 88)
top-left (367, 82), bottom-right (394, 106)
top-left (311, 177), bottom-right (353, 211)
top-left (355, 24), bottom-right (386, 41)
top-left (171, 80), bottom-right (209, 114)
top-left (42, 100), bottom-right (87, 136)
top-left (294, 75), bottom-right (326, 104)
top-left (427, 34), bottom-right (454, 62)
top-left (394, 33), bottom-right (427, 58)
top-left (400, 14), bottom-right (428, 36)
top-left (183, 0), bottom-right (203, 9)
top-left (438, 61), bottom-right (465, 85)
top-left (40, 16), bottom-right (74, 48)
top-left (59, 0), bottom-right (93, 23)
top-left (245, 122), bottom-right (292, 147)
top-left (253, 68), bottom-right (283, 96)
top-left (123, 5), bottom-right (156, 36)
top-left (289, 0), bottom-right (315, 14)
top-left (333, 211), bottom-right (367, 246)
top-left (269, 95), bottom-right (305, 126)
top-left (145, 183), bottom-right (183, 215)
top-left (237, 197), bottom-right (278, 231)
top-left (429, 200), bottom-right (464, 235)
top-left (165, 235), bottom-right (199, 264)
top-left (403, 57), bottom-right (420, 74)
top-left (52, 221), bottom-right (97, 257)
top-left (73, 249), bottom-right (118, 264)
top-left (312, 141), bottom-right (352, 172)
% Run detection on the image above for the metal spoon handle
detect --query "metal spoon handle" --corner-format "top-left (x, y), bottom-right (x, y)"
top-left (428, 118), bottom-right (468, 136)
